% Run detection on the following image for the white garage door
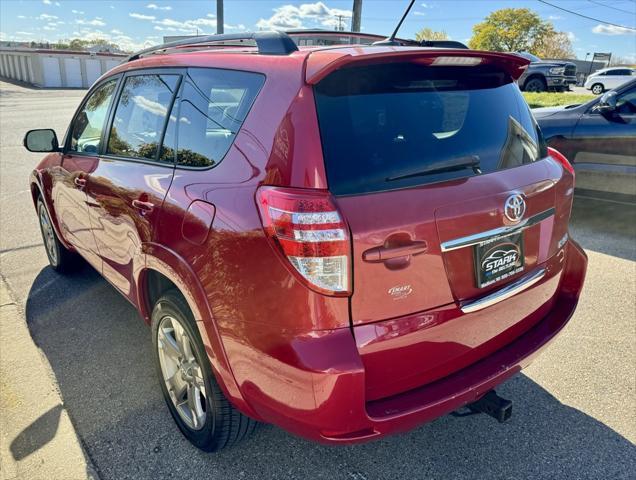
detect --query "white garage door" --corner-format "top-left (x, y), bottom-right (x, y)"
top-left (9, 56), bottom-right (17, 78)
top-left (20, 57), bottom-right (29, 82)
top-left (42, 57), bottom-right (62, 87)
top-left (85, 59), bottom-right (102, 87)
top-left (105, 60), bottom-right (121, 73)
top-left (64, 58), bottom-right (82, 87)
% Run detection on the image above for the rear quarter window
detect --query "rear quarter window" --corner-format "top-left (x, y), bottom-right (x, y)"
top-left (174, 68), bottom-right (265, 168)
top-left (314, 62), bottom-right (546, 195)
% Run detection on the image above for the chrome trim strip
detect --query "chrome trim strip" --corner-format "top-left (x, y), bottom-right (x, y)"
top-left (440, 208), bottom-right (555, 252)
top-left (460, 268), bottom-right (546, 313)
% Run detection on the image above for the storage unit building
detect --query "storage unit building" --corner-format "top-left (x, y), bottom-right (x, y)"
top-left (0, 48), bottom-right (126, 88)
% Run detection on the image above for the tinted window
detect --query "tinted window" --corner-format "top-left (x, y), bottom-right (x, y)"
top-left (70, 78), bottom-right (117, 153)
top-left (175, 68), bottom-right (265, 167)
top-left (617, 87), bottom-right (636, 114)
top-left (314, 63), bottom-right (545, 195)
top-left (107, 74), bottom-right (180, 161)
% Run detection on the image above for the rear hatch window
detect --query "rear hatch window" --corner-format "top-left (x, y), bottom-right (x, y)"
top-left (314, 62), bottom-right (546, 196)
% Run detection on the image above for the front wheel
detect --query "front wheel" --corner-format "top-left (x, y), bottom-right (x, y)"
top-left (37, 198), bottom-right (80, 273)
top-left (591, 83), bottom-right (604, 95)
top-left (524, 77), bottom-right (546, 92)
top-left (152, 290), bottom-right (257, 452)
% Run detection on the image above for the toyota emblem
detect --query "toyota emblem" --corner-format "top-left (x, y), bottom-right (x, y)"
top-left (504, 194), bottom-right (526, 223)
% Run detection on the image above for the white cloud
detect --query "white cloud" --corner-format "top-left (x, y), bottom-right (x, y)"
top-left (548, 15), bottom-right (562, 20)
top-left (111, 29), bottom-right (123, 34)
top-left (566, 31), bottom-right (578, 42)
top-left (42, 0), bottom-right (51, 4)
top-left (71, 9), bottom-right (85, 15)
top-left (130, 13), bottom-right (156, 21)
top-left (224, 23), bottom-right (247, 31)
top-left (592, 24), bottom-right (635, 36)
top-left (76, 18), bottom-right (107, 27)
top-left (37, 13), bottom-right (58, 20)
top-left (17, 15), bottom-right (26, 19)
top-left (256, 2), bottom-right (351, 30)
top-left (147, 3), bottom-right (172, 10)
top-left (152, 17), bottom-right (218, 33)
top-left (413, 11), bottom-right (426, 16)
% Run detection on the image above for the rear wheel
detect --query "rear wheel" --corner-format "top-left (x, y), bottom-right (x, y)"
top-left (591, 83), bottom-right (604, 95)
top-left (524, 77), bottom-right (546, 93)
top-left (37, 198), bottom-right (80, 273)
top-left (151, 290), bottom-right (257, 452)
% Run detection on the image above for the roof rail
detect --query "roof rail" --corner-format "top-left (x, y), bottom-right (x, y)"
top-left (127, 31), bottom-right (299, 62)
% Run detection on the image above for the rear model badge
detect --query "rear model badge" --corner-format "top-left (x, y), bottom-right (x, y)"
top-left (504, 194), bottom-right (526, 223)
top-left (388, 285), bottom-right (412, 300)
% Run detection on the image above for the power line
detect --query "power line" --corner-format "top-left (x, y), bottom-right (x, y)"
top-left (586, 0), bottom-right (636, 15)
top-left (537, 0), bottom-right (636, 31)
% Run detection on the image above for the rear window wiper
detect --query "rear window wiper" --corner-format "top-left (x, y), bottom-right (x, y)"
top-left (386, 155), bottom-right (481, 182)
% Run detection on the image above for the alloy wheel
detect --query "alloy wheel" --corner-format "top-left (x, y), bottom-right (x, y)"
top-left (592, 84), bottom-right (603, 95)
top-left (38, 203), bottom-right (58, 266)
top-left (157, 316), bottom-right (207, 430)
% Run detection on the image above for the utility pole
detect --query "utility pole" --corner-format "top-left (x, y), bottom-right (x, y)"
top-left (216, 0), bottom-right (224, 34)
top-left (352, 0), bottom-right (362, 32)
top-left (336, 15), bottom-right (344, 31)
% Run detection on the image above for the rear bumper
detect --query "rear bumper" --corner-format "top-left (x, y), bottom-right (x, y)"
top-left (234, 239), bottom-right (587, 444)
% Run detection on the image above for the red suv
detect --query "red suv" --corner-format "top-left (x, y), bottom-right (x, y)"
top-left (25, 32), bottom-right (587, 452)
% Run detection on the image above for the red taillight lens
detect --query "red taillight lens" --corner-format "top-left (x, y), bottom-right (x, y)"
top-left (256, 186), bottom-right (351, 296)
top-left (548, 146), bottom-right (575, 178)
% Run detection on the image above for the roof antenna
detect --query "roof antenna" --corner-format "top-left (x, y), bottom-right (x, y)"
top-left (373, 0), bottom-right (415, 46)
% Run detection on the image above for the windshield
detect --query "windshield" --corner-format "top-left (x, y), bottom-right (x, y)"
top-left (516, 52), bottom-right (541, 63)
top-left (314, 62), bottom-right (547, 195)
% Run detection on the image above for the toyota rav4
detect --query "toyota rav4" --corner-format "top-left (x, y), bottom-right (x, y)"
top-left (25, 31), bottom-right (587, 452)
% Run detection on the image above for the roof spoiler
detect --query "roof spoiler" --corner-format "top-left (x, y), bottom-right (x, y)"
top-left (305, 49), bottom-right (530, 84)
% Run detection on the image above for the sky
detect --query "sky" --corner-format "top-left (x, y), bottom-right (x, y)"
top-left (0, 0), bottom-right (635, 60)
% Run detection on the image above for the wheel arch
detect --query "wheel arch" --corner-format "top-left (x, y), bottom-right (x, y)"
top-left (139, 245), bottom-right (261, 420)
top-left (30, 171), bottom-right (72, 251)
top-left (522, 73), bottom-right (546, 90)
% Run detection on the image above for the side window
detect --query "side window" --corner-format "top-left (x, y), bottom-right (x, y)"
top-left (107, 74), bottom-right (180, 161)
top-left (70, 78), bottom-right (117, 154)
top-left (175, 68), bottom-right (265, 167)
top-left (616, 88), bottom-right (636, 115)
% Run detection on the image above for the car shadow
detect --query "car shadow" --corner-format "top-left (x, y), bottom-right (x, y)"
top-left (570, 195), bottom-right (636, 261)
top-left (24, 264), bottom-right (635, 479)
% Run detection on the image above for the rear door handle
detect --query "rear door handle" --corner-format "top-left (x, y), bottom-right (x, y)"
top-left (132, 199), bottom-right (154, 213)
top-left (74, 177), bottom-right (87, 189)
top-left (363, 241), bottom-right (428, 262)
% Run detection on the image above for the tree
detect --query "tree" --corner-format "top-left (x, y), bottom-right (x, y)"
top-left (533, 31), bottom-right (575, 59)
top-left (415, 27), bottom-right (449, 42)
top-left (469, 8), bottom-right (574, 58)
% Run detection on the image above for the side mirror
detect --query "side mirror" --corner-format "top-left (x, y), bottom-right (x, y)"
top-left (23, 129), bottom-right (60, 153)
top-left (594, 91), bottom-right (618, 114)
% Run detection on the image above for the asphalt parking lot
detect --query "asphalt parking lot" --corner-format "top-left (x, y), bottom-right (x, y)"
top-left (0, 79), bottom-right (634, 479)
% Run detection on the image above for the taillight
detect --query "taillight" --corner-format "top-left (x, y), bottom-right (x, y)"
top-left (548, 146), bottom-right (575, 178)
top-left (256, 186), bottom-right (351, 296)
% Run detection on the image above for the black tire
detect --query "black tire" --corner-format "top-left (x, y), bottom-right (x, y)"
top-left (151, 290), bottom-right (257, 452)
top-left (37, 198), bottom-right (81, 273)
top-left (524, 77), bottom-right (547, 93)
top-left (591, 83), bottom-right (604, 95)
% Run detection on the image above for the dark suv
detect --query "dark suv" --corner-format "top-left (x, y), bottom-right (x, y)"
top-left (25, 32), bottom-right (587, 451)
top-left (515, 52), bottom-right (577, 92)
